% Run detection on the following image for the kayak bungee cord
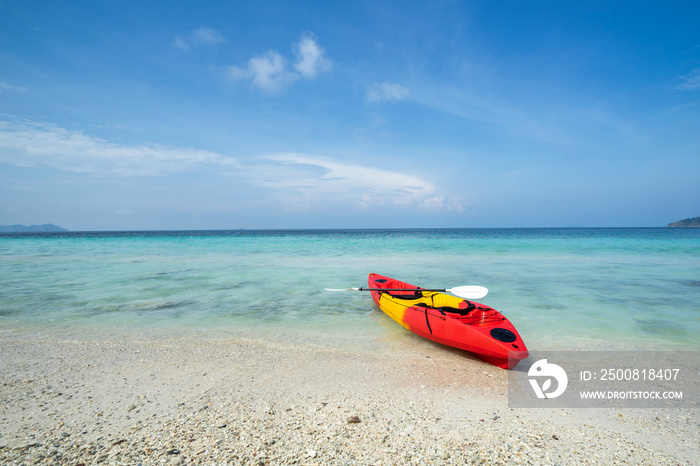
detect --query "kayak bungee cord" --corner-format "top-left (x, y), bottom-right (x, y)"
top-left (375, 290), bottom-right (507, 326)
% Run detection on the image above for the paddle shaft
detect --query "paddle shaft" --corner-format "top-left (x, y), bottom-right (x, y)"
top-left (325, 284), bottom-right (488, 299)
top-left (359, 288), bottom-right (446, 292)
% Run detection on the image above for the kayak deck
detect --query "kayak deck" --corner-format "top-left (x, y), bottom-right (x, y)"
top-left (368, 273), bottom-right (528, 369)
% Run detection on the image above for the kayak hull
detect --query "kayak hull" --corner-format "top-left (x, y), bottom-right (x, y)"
top-left (368, 273), bottom-right (528, 369)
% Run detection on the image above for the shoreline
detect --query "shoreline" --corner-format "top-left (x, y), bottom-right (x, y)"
top-left (1, 332), bottom-right (697, 464)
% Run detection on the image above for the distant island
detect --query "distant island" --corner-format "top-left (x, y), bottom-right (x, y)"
top-left (667, 217), bottom-right (700, 228)
top-left (0, 223), bottom-right (69, 232)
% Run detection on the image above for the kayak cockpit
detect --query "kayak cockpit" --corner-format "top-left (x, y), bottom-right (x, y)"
top-left (414, 302), bottom-right (475, 316)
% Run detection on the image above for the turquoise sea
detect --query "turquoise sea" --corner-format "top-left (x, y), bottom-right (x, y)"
top-left (1, 229), bottom-right (699, 352)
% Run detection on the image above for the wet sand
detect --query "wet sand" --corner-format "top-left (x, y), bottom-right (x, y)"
top-left (1, 331), bottom-right (697, 464)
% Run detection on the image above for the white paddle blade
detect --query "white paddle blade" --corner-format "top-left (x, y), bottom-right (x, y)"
top-left (446, 286), bottom-right (488, 300)
top-left (324, 287), bottom-right (361, 292)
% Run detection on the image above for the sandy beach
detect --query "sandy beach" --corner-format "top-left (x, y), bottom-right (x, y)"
top-left (1, 331), bottom-right (697, 465)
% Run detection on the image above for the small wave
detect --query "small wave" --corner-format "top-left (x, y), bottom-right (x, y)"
top-left (84, 300), bottom-right (185, 315)
top-left (634, 317), bottom-right (687, 337)
top-left (131, 301), bottom-right (182, 311)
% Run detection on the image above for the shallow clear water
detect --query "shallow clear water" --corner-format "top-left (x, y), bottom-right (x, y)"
top-left (1, 229), bottom-right (698, 351)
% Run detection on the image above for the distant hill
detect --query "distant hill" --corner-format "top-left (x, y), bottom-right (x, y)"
top-left (667, 217), bottom-right (700, 227)
top-left (0, 224), bottom-right (69, 232)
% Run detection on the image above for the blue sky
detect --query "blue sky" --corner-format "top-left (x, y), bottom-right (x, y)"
top-left (1, 0), bottom-right (699, 230)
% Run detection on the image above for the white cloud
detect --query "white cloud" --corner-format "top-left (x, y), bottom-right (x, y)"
top-left (228, 35), bottom-right (331, 93)
top-left (258, 153), bottom-right (441, 210)
top-left (418, 196), bottom-right (465, 213)
top-left (0, 118), bottom-right (463, 215)
top-left (192, 27), bottom-right (227, 45)
top-left (174, 26), bottom-right (227, 51)
top-left (0, 119), bottom-right (236, 176)
top-left (293, 35), bottom-right (332, 78)
top-left (228, 51), bottom-right (298, 93)
top-left (366, 82), bottom-right (409, 103)
top-left (673, 68), bottom-right (700, 91)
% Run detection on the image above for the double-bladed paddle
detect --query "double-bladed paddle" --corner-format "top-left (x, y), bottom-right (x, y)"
top-left (325, 285), bottom-right (488, 300)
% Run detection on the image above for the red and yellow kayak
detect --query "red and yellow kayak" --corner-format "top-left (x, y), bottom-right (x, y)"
top-left (369, 273), bottom-right (528, 369)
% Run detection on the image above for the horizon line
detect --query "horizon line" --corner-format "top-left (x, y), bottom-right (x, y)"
top-left (1, 226), bottom-right (688, 234)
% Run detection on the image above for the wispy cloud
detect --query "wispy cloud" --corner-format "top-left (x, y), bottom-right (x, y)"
top-left (257, 153), bottom-right (459, 211)
top-left (407, 83), bottom-right (574, 145)
top-left (0, 118), bottom-right (463, 214)
top-left (0, 118), bottom-right (235, 176)
top-left (227, 34), bottom-right (331, 93)
top-left (366, 82), bottom-right (409, 103)
top-left (0, 81), bottom-right (28, 93)
top-left (174, 26), bottom-right (227, 52)
top-left (673, 68), bottom-right (700, 91)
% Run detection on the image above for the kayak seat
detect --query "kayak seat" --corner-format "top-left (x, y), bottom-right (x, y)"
top-left (439, 305), bottom-right (474, 316)
top-left (413, 300), bottom-right (475, 316)
top-left (412, 303), bottom-right (473, 317)
top-left (390, 290), bottom-right (423, 299)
